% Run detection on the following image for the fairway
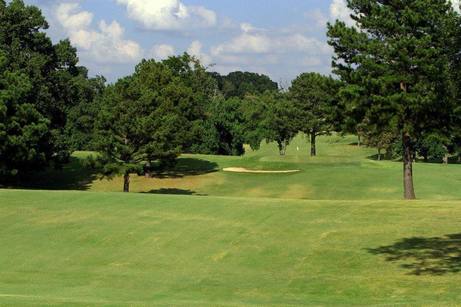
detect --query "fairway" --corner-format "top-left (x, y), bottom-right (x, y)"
top-left (13, 135), bottom-right (461, 200)
top-left (1, 190), bottom-right (461, 305)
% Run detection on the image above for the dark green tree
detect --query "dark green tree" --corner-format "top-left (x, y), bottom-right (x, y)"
top-left (210, 71), bottom-right (278, 98)
top-left (65, 75), bottom-right (106, 151)
top-left (0, 0), bottom-right (91, 179)
top-left (205, 96), bottom-right (246, 156)
top-left (289, 72), bottom-right (341, 157)
top-left (262, 92), bottom-right (298, 155)
top-left (94, 59), bottom-right (205, 192)
top-left (240, 94), bottom-right (269, 151)
top-left (327, 0), bottom-right (460, 199)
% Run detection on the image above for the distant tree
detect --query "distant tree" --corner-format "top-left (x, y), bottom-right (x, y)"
top-left (289, 72), bottom-right (341, 157)
top-left (262, 92), bottom-right (298, 155)
top-left (240, 94), bottom-right (269, 151)
top-left (93, 59), bottom-right (194, 192)
top-left (362, 124), bottom-right (397, 161)
top-left (211, 71), bottom-right (278, 98)
top-left (416, 134), bottom-right (450, 163)
top-left (204, 96), bottom-right (246, 156)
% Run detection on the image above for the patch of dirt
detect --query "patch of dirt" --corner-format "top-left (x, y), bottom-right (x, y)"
top-left (223, 167), bottom-right (300, 174)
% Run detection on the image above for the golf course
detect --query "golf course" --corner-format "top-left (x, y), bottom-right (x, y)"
top-left (3, 0), bottom-right (461, 305)
top-left (2, 135), bottom-right (461, 305)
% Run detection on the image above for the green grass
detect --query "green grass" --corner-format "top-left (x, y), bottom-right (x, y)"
top-left (1, 189), bottom-right (461, 305)
top-left (2, 135), bottom-right (461, 305)
top-left (9, 134), bottom-right (461, 200)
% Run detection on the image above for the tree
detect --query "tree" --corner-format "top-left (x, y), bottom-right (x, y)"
top-left (0, 0), bottom-right (90, 180)
top-left (204, 96), bottom-right (246, 156)
top-left (261, 92), bottom-right (298, 155)
top-left (93, 59), bottom-right (205, 192)
top-left (240, 94), bottom-right (269, 151)
top-left (289, 72), bottom-right (341, 157)
top-left (210, 71), bottom-right (278, 98)
top-left (327, 0), bottom-right (459, 199)
top-left (65, 75), bottom-right (106, 151)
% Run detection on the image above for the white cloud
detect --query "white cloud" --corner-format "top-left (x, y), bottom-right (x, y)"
top-left (330, 0), bottom-right (354, 26)
top-left (305, 9), bottom-right (329, 28)
top-left (302, 57), bottom-right (324, 67)
top-left (116, 0), bottom-right (217, 31)
top-left (451, 0), bottom-right (461, 12)
top-left (55, 3), bottom-right (142, 64)
top-left (211, 24), bottom-right (330, 57)
top-left (187, 40), bottom-right (212, 66)
top-left (150, 44), bottom-right (176, 60)
top-left (56, 3), bottom-right (92, 29)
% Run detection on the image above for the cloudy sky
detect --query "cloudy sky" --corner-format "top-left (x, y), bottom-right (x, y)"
top-left (25, 0), bottom-right (460, 83)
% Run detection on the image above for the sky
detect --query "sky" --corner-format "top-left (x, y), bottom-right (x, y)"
top-left (24, 0), bottom-right (460, 83)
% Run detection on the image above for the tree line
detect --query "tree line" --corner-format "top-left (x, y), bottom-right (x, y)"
top-left (2, 0), bottom-right (461, 199)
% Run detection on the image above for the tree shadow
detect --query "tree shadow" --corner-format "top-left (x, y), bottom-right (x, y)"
top-left (143, 188), bottom-right (207, 196)
top-left (367, 154), bottom-right (393, 161)
top-left (153, 158), bottom-right (219, 179)
top-left (2, 156), bottom-right (96, 191)
top-left (367, 233), bottom-right (461, 275)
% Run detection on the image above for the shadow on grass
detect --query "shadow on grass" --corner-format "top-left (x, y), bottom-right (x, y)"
top-left (143, 188), bottom-right (207, 196)
top-left (153, 158), bottom-right (219, 179)
top-left (2, 156), bottom-right (96, 191)
top-left (1, 156), bottom-right (218, 192)
top-left (368, 233), bottom-right (461, 275)
top-left (367, 154), bottom-right (394, 161)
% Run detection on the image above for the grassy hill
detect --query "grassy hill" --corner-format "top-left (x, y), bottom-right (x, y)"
top-left (10, 134), bottom-right (461, 200)
top-left (1, 189), bottom-right (461, 305)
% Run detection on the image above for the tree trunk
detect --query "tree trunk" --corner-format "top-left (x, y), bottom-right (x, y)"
top-left (278, 141), bottom-right (285, 156)
top-left (403, 133), bottom-right (416, 200)
top-left (310, 133), bottom-right (316, 157)
top-left (377, 148), bottom-right (382, 161)
top-left (357, 135), bottom-right (361, 147)
top-left (443, 154), bottom-right (449, 165)
top-left (123, 173), bottom-right (130, 193)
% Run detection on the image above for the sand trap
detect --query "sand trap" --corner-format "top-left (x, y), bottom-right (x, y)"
top-left (223, 167), bottom-right (300, 174)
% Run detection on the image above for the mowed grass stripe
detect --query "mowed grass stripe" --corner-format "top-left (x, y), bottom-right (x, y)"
top-left (1, 190), bottom-right (461, 305)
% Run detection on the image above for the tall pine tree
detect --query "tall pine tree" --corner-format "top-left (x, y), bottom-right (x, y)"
top-left (327, 0), bottom-right (460, 199)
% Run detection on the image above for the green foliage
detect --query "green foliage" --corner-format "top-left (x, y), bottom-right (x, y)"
top-left (211, 71), bottom-right (278, 98)
top-left (203, 96), bottom-right (245, 156)
top-left (416, 134), bottom-right (449, 162)
top-left (93, 58), bottom-right (212, 191)
top-left (327, 0), bottom-right (460, 198)
top-left (65, 76), bottom-right (106, 151)
top-left (289, 72), bottom-right (341, 155)
top-left (240, 94), bottom-right (269, 151)
top-left (0, 0), bottom-right (93, 179)
top-left (261, 92), bottom-right (298, 155)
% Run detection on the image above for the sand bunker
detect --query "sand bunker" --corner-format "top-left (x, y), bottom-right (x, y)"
top-left (223, 167), bottom-right (300, 174)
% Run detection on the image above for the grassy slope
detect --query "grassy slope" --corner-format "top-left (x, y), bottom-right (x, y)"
top-left (1, 189), bottom-right (461, 305)
top-left (15, 134), bottom-right (461, 200)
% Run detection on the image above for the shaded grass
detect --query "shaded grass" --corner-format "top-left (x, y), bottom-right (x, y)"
top-left (1, 189), bottom-right (461, 305)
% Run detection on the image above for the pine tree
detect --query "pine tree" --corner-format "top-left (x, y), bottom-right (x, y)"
top-left (327, 0), bottom-right (460, 199)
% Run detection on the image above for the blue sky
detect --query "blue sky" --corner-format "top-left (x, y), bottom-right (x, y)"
top-left (23, 0), bottom-right (354, 83)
